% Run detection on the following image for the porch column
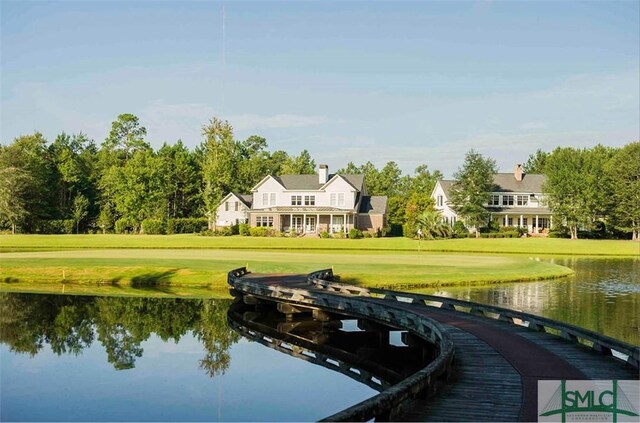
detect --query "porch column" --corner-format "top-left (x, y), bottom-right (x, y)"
top-left (317, 213), bottom-right (320, 233)
top-left (504, 214), bottom-right (508, 227)
top-left (290, 213), bottom-right (293, 233)
top-left (519, 214), bottom-right (523, 227)
top-left (535, 215), bottom-right (539, 233)
top-left (550, 215), bottom-right (553, 229)
top-left (329, 215), bottom-right (333, 234)
top-left (343, 213), bottom-right (347, 234)
top-left (303, 213), bottom-right (307, 234)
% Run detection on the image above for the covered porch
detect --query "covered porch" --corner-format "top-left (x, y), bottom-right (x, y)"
top-left (491, 212), bottom-right (553, 234)
top-left (280, 213), bottom-right (355, 235)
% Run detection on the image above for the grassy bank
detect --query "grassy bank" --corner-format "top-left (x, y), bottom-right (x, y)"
top-left (1, 234), bottom-right (639, 256)
top-left (0, 249), bottom-right (574, 296)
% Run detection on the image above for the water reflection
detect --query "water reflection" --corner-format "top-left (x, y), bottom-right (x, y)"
top-left (0, 293), bottom-right (239, 374)
top-left (227, 297), bottom-right (435, 392)
top-left (418, 258), bottom-right (640, 344)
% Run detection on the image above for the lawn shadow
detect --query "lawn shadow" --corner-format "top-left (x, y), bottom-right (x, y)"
top-left (129, 270), bottom-right (178, 294)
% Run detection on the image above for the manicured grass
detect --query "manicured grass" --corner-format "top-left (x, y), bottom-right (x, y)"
top-left (1, 234), bottom-right (639, 256)
top-left (0, 248), bottom-right (573, 296)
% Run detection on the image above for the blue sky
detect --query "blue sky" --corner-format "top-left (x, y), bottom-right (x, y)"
top-left (1, 1), bottom-right (638, 177)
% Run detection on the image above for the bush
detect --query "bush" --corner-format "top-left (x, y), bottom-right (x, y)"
top-left (249, 227), bottom-right (278, 237)
top-left (115, 218), bottom-right (136, 234)
top-left (141, 219), bottom-right (166, 234)
top-left (320, 230), bottom-right (331, 239)
top-left (239, 223), bottom-right (251, 236)
top-left (363, 231), bottom-right (373, 238)
top-left (348, 228), bottom-right (363, 239)
top-left (166, 218), bottom-right (208, 234)
top-left (38, 219), bottom-right (75, 234)
top-left (503, 231), bottom-right (519, 238)
top-left (333, 232), bottom-right (346, 239)
top-left (452, 221), bottom-right (468, 235)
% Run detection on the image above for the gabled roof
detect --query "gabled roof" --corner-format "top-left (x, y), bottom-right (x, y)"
top-left (437, 174), bottom-right (546, 198)
top-left (221, 192), bottom-right (252, 208)
top-left (359, 196), bottom-right (387, 214)
top-left (270, 173), bottom-right (364, 191)
top-left (490, 173), bottom-right (546, 193)
top-left (234, 192), bottom-right (253, 208)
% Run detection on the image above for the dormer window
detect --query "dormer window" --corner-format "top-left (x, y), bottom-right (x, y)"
top-left (304, 195), bottom-right (315, 206)
top-left (437, 195), bottom-right (443, 207)
top-left (517, 195), bottom-right (528, 206)
top-left (502, 195), bottom-right (514, 206)
top-left (489, 195), bottom-right (500, 206)
top-left (291, 195), bottom-right (302, 206)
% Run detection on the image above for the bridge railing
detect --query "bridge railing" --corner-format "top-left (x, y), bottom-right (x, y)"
top-left (308, 277), bottom-right (640, 370)
top-left (227, 267), bottom-right (456, 422)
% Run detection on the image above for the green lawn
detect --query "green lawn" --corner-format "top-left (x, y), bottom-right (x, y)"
top-left (2, 234), bottom-right (636, 297)
top-left (1, 247), bottom-right (573, 296)
top-left (1, 234), bottom-right (639, 255)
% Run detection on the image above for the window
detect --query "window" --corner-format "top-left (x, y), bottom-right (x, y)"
top-left (437, 195), bottom-right (443, 207)
top-left (262, 193), bottom-right (269, 206)
top-left (489, 195), bottom-right (500, 206)
top-left (506, 217), bottom-right (513, 226)
top-left (502, 195), bottom-right (514, 206)
top-left (225, 202), bottom-right (229, 211)
top-left (522, 217), bottom-right (528, 226)
top-left (338, 193), bottom-right (345, 206)
top-left (291, 195), bottom-right (302, 206)
top-left (304, 195), bottom-right (315, 206)
top-left (330, 193), bottom-right (336, 206)
top-left (517, 195), bottom-right (528, 206)
top-left (235, 202), bottom-right (239, 211)
top-left (270, 193), bottom-right (276, 206)
top-left (256, 216), bottom-right (274, 227)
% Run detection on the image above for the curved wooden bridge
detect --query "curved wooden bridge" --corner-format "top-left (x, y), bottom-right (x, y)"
top-left (227, 268), bottom-right (640, 422)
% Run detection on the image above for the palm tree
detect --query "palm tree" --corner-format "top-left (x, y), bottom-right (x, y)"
top-left (417, 208), bottom-right (451, 239)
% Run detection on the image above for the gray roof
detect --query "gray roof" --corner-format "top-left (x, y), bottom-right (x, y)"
top-left (490, 173), bottom-right (546, 193)
top-left (272, 173), bottom-right (364, 191)
top-left (231, 192), bottom-right (253, 208)
top-left (359, 196), bottom-right (388, 215)
top-left (439, 173), bottom-right (546, 196)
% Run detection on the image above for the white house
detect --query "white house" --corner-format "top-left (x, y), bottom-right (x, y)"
top-left (215, 192), bottom-right (252, 227)
top-left (432, 164), bottom-right (553, 234)
top-left (216, 164), bottom-right (387, 235)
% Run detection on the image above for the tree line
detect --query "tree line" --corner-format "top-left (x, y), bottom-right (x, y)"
top-left (0, 113), bottom-right (637, 240)
top-left (0, 114), bottom-right (443, 235)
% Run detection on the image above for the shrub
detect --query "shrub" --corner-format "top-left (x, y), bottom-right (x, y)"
top-left (38, 219), bottom-right (75, 234)
top-left (333, 232), bottom-right (346, 239)
top-left (320, 230), bottom-right (331, 239)
top-left (348, 228), bottom-right (363, 239)
top-left (249, 227), bottom-right (278, 237)
top-left (115, 218), bottom-right (136, 234)
top-left (239, 223), bottom-right (251, 236)
top-left (548, 225), bottom-right (570, 238)
top-left (166, 218), bottom-right (208, 234)
top-left (141, 219), bottom-right (166, 235)
top-left (363, 231), bottom-right (373, 238)
top-left (503, 231), bottom-right (519, 238)
top-left (453, 220), bottom-right (468, 235)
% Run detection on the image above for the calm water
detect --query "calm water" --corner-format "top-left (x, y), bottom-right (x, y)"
top-left (418, 257), bottom-right (640, 345)
top-left (1, 257), bottom-right (638, 421)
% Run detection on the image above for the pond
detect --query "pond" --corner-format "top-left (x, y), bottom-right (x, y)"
top-left (0, 294), bottom-right (430, 422)
top-left (1, 257), bottom-right (638, 421)
top-left (418, 257), bottom-right (640, 344)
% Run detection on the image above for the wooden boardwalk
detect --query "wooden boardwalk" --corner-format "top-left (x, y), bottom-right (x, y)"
top-left (228, 268), bottom-right (640, 422)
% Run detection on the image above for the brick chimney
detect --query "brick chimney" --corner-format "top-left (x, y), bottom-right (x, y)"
top-left (319, 164), bottom-right (329, 184)
top-left (514, 164), bottom-right (523, 182)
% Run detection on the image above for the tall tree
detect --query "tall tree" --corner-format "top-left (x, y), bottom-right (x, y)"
top-left (102, 114), bottom-right (149, 162)
top-left (523, 149), bottom-right (549, 174)
top-left (72, 194), bottom-right (89, 234)
top-left (280, 149), bottom-right (316, 174)
top-left (605, 142), bottom-right (640, 240)
top-left (200, 118), bottom-right (241, 228)
top-left (449, 150), bottom-right (497, 238)
top-left (543, 147), bottom-right (598, 239)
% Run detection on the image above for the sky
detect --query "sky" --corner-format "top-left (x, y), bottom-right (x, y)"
top-left (1, 1), bottom-right (638, 177)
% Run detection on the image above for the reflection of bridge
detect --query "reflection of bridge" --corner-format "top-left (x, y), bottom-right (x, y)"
top-left (227, 301), bottom-right (433, 392)
top-left (228, 268), bottom-right (639, 422)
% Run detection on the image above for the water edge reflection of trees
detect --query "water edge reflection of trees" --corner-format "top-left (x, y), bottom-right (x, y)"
top-left (0, 293), bottom-right (239, 374)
